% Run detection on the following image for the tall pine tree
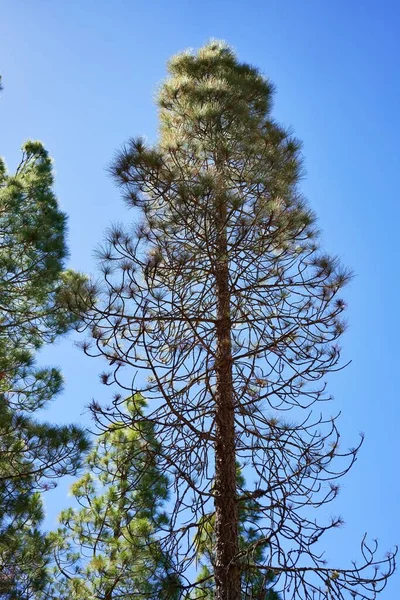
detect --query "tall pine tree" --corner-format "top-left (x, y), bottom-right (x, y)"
top-left (81, 42), bottom-right (396, 599)
top-left (0, 122), bottom-right (89, 596)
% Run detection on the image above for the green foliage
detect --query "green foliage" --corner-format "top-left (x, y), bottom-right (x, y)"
top-left (0, 489), bottom-right (51, 600)
top-left (0, 141), bottom-right (90, 597)
top-left (46, 396), bottom-right (180, 600)
top-left (0, 142), bottom-right (84, 373)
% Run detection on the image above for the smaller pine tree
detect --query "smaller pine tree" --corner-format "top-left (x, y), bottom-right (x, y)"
top-left (47, 396), bottom-right (180, 600)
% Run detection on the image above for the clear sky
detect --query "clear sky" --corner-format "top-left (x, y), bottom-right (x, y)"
top-left (1, 1), bottom-right (400, 596)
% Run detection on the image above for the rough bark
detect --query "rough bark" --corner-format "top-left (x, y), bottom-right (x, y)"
top-left (213, 197), bottom-right (240, 600)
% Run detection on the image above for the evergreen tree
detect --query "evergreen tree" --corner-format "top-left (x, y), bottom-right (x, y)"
top-left (81, 42), bottom-right (396, 599)
top-left (47, 395), bottom-right (180, 600)
top-left (0, 137), bottom-right (89, 597)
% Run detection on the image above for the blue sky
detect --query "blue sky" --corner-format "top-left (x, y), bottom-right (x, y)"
top-left (1, 1), bottom-right (400, 596)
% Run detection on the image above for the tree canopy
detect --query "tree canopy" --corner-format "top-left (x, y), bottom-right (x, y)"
top-left (0, 41), bottom-right (396, 600)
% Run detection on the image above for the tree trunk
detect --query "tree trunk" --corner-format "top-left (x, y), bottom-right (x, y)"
top-left (214, 197), bottom-right (240, 600)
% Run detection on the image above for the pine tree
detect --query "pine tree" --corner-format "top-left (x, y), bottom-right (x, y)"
top-left (0, 138), bottom-right (89, 597)
top-left (47, 395), bottom-right (180, 600)
top-left (81, 42), bottom-right (396, 599)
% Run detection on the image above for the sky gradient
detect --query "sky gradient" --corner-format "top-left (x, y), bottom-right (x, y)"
top-left (1, 1), bottom-right (400, 596)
